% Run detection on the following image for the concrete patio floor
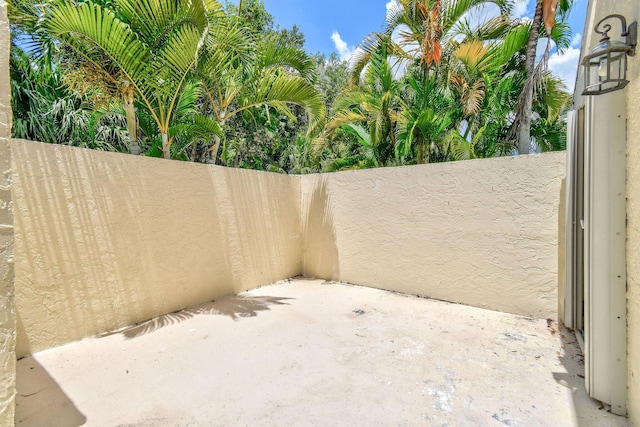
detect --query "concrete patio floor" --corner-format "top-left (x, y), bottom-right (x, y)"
top-left (15, 279), bottom-right (629, 426)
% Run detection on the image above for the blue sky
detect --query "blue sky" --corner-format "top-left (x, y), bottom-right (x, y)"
top-left (229, 0), bottom-right (588, 91)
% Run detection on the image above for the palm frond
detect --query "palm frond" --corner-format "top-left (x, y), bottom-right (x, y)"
top-left (257, 36), bottom-right (316, 80)
top-left (43, 1), bottom-right (151, 90)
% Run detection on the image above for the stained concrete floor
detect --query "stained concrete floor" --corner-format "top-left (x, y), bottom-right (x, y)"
top-left (15, 279), bottom-right (629, 427)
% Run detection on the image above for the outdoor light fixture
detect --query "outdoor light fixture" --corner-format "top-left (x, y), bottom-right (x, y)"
top-left (582, 14), bottom-right (637, 95)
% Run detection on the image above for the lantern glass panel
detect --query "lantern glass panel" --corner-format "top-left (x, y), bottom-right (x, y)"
top-left (582, 41), bottom-right (629, 95)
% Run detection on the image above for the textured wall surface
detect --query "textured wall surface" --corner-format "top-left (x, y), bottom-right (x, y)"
top-left (0, 1), bottom-right (16, 425)
top-left (12, 141), bottom-right (301, 357)
top-left (301, 153), bottom-right (566, 319)
top-left (12, 140), bottom-right (566, 356)
top-left (624, 7), bottom-right (640, 423)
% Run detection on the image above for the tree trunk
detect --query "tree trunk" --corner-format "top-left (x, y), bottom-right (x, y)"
top-left (162, 132), bottom-right (170, 160)
top-left (209, 135), bottom-right (221, 164)
top-left (209, 117), bottom-right (225, 164)
top-left (517, 0), bottom-right (543, 155)
top-left (417, 140), bottom-right (424, 164)
top-left (123, 93), bottom-right (140, 155)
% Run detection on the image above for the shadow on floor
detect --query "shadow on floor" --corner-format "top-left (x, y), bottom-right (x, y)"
top-left (188, 295), bottom-right (293, 320)
top-left (15, 356), bottom-right (86, 427)
top-left (104, 295), bottom-right (294, 339)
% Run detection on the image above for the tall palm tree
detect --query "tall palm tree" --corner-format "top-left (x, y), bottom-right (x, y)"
top-left (469, 24), bottom-right (571, 156)
top-left (515, 0), bottom-right (573, 154)
top-left (340, 0), bottom-right (517, 165)
top-left (352, 0), bottom-right (513, 79)
top-left (42, 0), bottom-right (218, 159)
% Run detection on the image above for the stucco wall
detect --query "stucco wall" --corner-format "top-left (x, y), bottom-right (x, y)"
top-left (12, 141), bottom-right (301, 357)
top-left (12, 142), bottom-right (566, 361)
top-left (624, 7), bottom-right (640, 424)
top-left (0, 1), bottom-right (16, 425)
top-left (301, 153), bottom-right (566, 319)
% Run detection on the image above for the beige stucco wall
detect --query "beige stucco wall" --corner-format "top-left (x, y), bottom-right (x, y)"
top-left (623, 6), bottom-right (640, 424)
top-left (12, 140), bottom-right (301, 357)
top-left (301, 153), bottom-right (566, 319)
top-left (0, 1), bottom-right (16, 425)
top-left (12, 142), bottom-right (567, 361)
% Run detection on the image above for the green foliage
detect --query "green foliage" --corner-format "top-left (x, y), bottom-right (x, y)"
top-left (225, 0), bottom-right (273, 33)
top-left (9, 0), bottom-right (572, 173)
top-left (313, 53), bottom-right (350, 110)
top-left (10, 43), bottom-right (129, 151)
top-left (322, 0), bottom-right (572, 167)
top-left (195, 9), bottom-right (325, 170)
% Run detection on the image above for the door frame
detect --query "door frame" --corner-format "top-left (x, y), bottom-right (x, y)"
top-left (565, 92), bottom-right (627, 415)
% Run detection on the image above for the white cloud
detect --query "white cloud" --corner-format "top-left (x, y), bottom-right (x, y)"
top-left (511, 0), bottom-right (528, 18)
top-left (331, 31), bottom-right (356, 61)
top-left (536, 37), bottom-right (556, 60)
top-left (548, 46), bottom-right (581, 93)
top-left (571, 33), bottom-right (582, 48)
top-left (535, 34), bottom-right (581, 92)
top-left (386, 0), bottom-right (400, 23)
top-left (459, 4), bottom-right (501, 34)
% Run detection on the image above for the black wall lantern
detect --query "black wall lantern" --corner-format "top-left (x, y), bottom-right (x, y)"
top-left (582, 14), bottom-right (637, 95)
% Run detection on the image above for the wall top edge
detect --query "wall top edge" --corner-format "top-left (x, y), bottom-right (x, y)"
top-left (10, 138), bottom-right (566, 179)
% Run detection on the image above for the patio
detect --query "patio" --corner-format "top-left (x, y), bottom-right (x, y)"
top-left (14, 279), bottom-right (627, 426)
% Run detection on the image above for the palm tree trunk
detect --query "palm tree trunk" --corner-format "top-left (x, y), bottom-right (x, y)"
top-left (209, 135), bottom-right (221, 163)
top-left (517, 0), bottom-right (543, 155)
top-left (162, 132), bottom-right (170, 159)
top-left (123, 93), bottom-right (140, 155)
top-left (463, 118), bottom-right (473, 140)
top-left (209, 117), bottom-right (226, 164)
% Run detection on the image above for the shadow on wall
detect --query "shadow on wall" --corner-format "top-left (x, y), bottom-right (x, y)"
top-left (302, 178), bottom-right (339, 280)
top-left (15, 356), bottom-right (86, 427)
top-left (100, 294), bottom-right (294, 339)
top-left (13, 141), bottom-right (226, 356)
top-left (13, 140), bottom-right (299, 357)
top-left (217, 167), bottom-right (301, 293)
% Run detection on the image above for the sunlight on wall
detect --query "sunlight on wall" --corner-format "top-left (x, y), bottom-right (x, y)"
top-left (302, 153), bottom-right (566, 319)
top-left (12, 141), bottom-right (301, 357)
top-left (12, 140), bottom-right (566, 359)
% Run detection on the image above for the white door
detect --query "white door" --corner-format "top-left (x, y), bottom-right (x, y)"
top-left (567, 91), bottom-right (627, 415)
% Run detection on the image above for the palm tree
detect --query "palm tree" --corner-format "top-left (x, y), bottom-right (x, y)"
top-left (396, 70), bottom-right (472, 163)
top-left (324, 124), bottom-right (381, 171)
top-left (196, 17), bottom-right (326, 162)
top-left (339, 0), bottom-right (517, 165)
top-left (42, 0), bottom-right (217, 159)
top-left (136, 81), bottom-right (223, 161)
top-left (514, 0), bottom-right (573, 154)
top-left (530, 71), bottom-right (571, 151)
top-left (326, 43), bottom-right (401, 166)
top-left (352, 0), bottom-right (513, 79)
